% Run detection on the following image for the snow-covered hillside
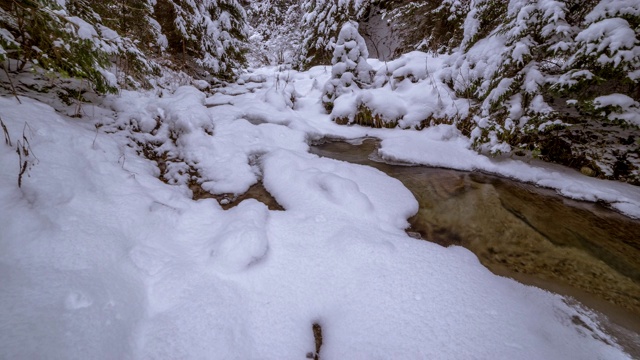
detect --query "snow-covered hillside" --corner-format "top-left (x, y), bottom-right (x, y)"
top-left (1, 54), bottom-right (639, 358)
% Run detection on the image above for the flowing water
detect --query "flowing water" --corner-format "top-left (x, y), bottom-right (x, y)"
top-left (310, 138), bottom-right (640, 356)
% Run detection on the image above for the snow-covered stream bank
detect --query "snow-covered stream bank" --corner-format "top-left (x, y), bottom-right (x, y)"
top-left (2, 61), bottom-right (640, 358)
top-left (311, 138), bottom-right (640, 355)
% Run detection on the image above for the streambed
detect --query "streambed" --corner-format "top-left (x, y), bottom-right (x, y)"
top-left (310, 137), bottom-right (640, 355)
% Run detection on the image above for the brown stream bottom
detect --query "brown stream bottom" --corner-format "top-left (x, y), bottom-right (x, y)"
top-left (310, 138), bottom-right (640, 356)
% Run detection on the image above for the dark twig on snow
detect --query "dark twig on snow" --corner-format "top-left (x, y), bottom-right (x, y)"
top-left (2, 63), bottom-right (21, 104)
top-left (0, 117), bottom-right (11, 146)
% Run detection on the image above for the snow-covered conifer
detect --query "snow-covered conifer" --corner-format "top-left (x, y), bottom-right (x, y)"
top-left (154, 0), bottom-right (248, 80)
top-left (322, 20), bottom-right (372, 112)
top-left (81, 0), bottom-right (165, 88)
top-left (0, 0), bottom-right (249, 92)
top-left (0, 0), bottom-right (117, 93)
top-left (435, 0), bottom-right (639, 179)
top-left (298, 0), bottom-right (371, 70)
top-left (445, 0), bottom-right (578, 154)
top-left (557, 1), bottom-right (640, 124)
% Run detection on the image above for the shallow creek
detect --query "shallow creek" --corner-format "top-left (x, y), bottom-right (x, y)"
top-left (310, 138), bottom-right (640, 355)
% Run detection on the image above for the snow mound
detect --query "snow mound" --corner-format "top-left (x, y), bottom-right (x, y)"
top-left (262, 149), bottom-right (418, 231)
top-left (209, 200), bottom-right (270, 273)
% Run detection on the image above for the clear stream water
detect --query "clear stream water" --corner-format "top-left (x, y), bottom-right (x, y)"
top-left (309, 138), bottom-right (640, 356)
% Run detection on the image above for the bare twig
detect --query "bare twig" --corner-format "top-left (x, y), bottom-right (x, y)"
top-left (2, 62), bottom-right (21, 104)
top-left (16, 122), bottom-right (38, 188)
top-left (0, 117), bottom-right (12, 146)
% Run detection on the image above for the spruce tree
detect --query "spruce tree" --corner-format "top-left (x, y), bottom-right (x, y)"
top-left (0, 0), bottom-right (117, 93)
top-left (439, 0), bottom-right (639, 181)
top-left (298, 0), bottom-right (371, 70)
top-left (445, 0), bottom-right (579, 154)
top-left (322, 20), bottom-right (372, 112)
top-left (558, 1), bottom-right (640, 123)
top-left (154, 0), bottom-right (248, 80)
top-left (71, 0), bottom-right (163, 88)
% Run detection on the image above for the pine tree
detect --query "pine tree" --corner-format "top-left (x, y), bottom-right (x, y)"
top-left (437, 0), bottom-right (639, 181)
top-left (153, 0), bottom-right (248, 80)
top-left (557, 1), bottom-right (640, 122)
top-left (70, 0), bottom-right (163, 88)
top-left (0, 0), bottom-right (250, 92)
top-left (322, 20), bottom-right (372, 112)
top-left (0, 0), bottom-right (117, 93)
top-left (444, 0), bottom-right (580, 154)
top-left (298, 0), bottom-right (371, 70)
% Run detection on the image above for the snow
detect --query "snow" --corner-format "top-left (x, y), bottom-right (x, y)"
top-left (585, 1), bottom-right (640, 22)
top-left (575, 18), bottom-right (637, 67)
top-left (595, 93), bottom-right (638, 109)
top-left (262, 149), bottom-right (417, 231)
top-left (66, 16), bottom-right (99, 40)
top-left (593, 93), bottom-right (640, 126)
top-left (359, 88), bottom-right (407, 121)
top-left (326, 51), bottom-right (469, 128)
top-left (1, 51), bottom-right (639, 359)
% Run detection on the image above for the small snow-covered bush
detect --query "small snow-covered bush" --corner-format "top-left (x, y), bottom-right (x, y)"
top-left (323, 20), bottom-right (407, 128)
top-left (328, 51), bottom-right (469, 129)
top-left (352, 89), bottom-right (406, 128)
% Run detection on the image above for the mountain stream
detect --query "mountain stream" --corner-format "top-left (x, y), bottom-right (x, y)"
top-left (309, 137), bottom-right (640, 356)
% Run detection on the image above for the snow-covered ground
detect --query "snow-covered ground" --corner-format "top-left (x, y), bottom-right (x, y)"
top-left (1, 56), bottom-right (639, 358)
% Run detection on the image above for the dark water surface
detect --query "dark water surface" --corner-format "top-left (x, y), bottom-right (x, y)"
top-left (310, 138), bottom-right (640, 355)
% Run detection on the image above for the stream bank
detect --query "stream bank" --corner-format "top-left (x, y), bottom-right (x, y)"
top-left (310, 137), bottom-right (640, 356)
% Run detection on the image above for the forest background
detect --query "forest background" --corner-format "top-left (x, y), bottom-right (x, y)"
top-left (1, 0), bottom-right (638, 183)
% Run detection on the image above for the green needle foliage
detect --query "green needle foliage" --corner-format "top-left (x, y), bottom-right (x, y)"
top-left (1, 0), bottom-right (116, 93)
top-left (0, 0), bottom-right (248, 92)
